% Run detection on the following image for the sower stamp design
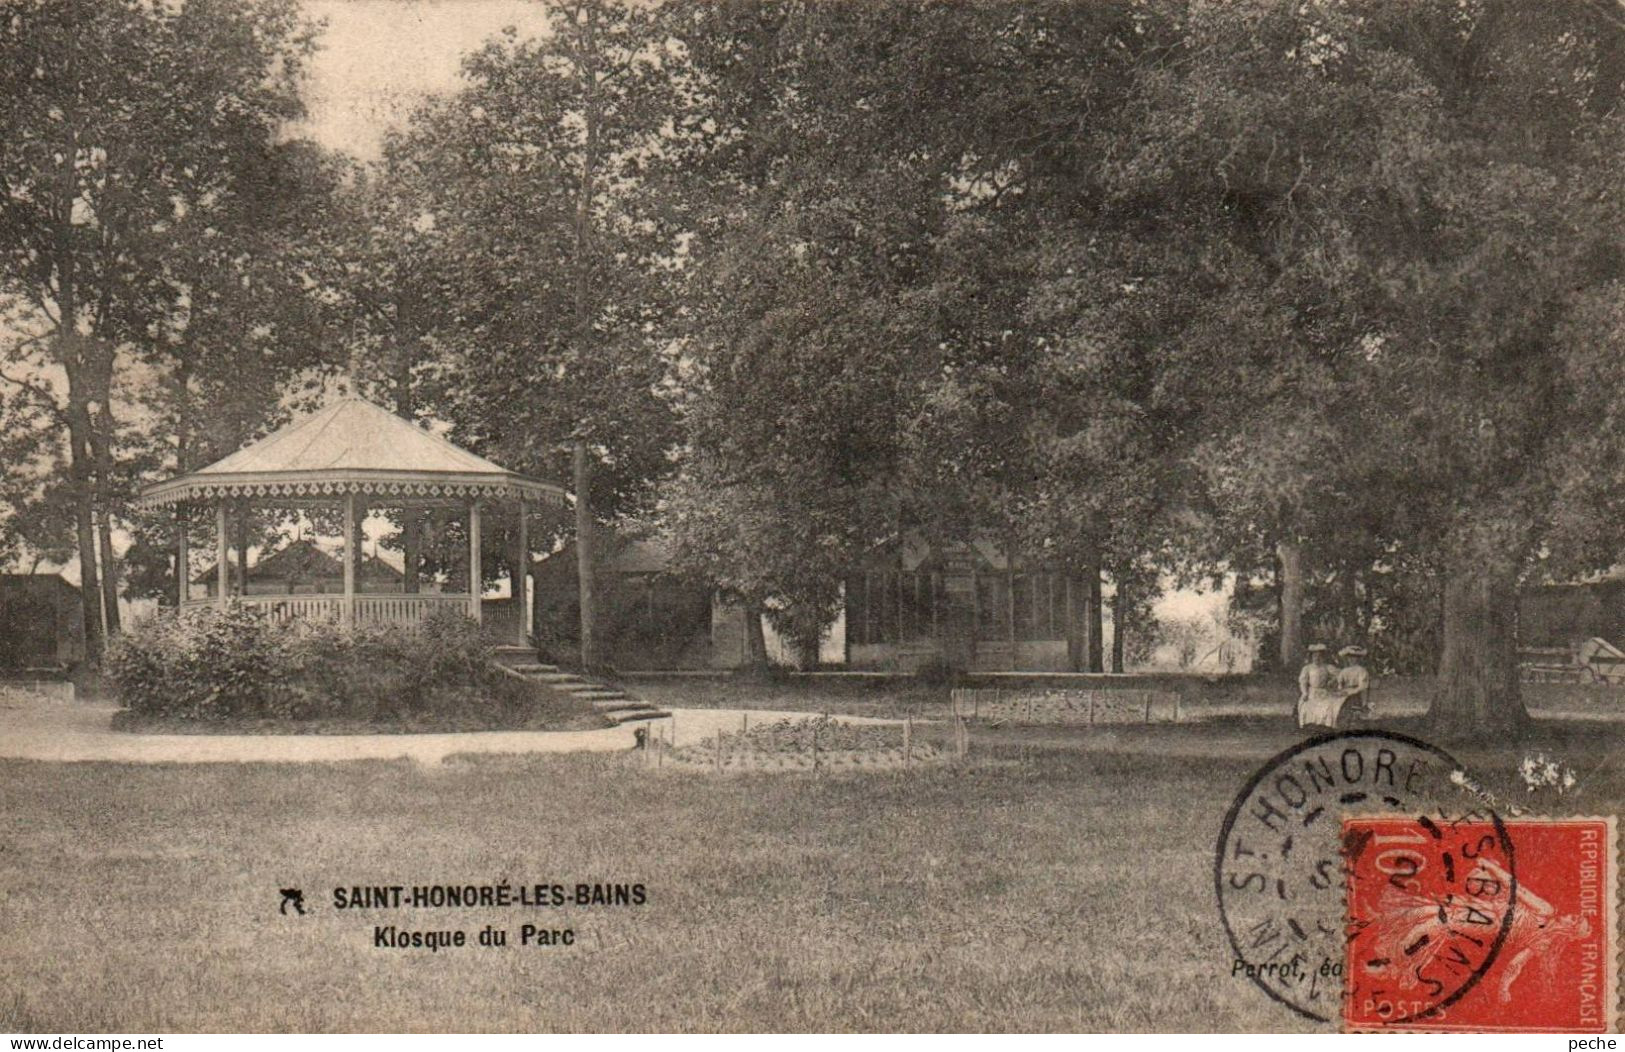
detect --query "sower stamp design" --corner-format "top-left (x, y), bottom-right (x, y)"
top-left (1346, 816), bottom-right (1618, 1033)
top-left (1341, 813), bottom-right (1516, 1026)
top-left (1216, 731), bottom-right (1513, 1025)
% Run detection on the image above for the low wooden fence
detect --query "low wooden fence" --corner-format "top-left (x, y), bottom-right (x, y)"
top-left (950, 686), bottom-right (1182, 725)
top-left (642, 713), bottom-right (967, 773)
top-left (0, 678), bottom-right (75, 702)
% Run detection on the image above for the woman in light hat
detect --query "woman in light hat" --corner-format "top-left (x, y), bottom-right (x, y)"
top-left (1336, 645), bottom-right (1371, 725)
top-left (1297, 643), bottom-right (1341, 728)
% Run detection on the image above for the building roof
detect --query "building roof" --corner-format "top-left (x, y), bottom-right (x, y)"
top-left (602, 538), bottom-right (676, 574)
top-left (538, 534), bottom-right (1019, 575)
top-left (859, 536), bottom-right (1007, 572)
top-left (192, 538), bottom-right (402, 586)
top-left (532, 535), bottom-right (677, 576)
top-left (0, 573), bottom-right (81, 595)
top-left (138, 398), bottom-right (566, 509)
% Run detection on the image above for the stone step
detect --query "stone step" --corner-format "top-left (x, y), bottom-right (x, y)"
top-left (493, 655), bottom-right (649, 721)
top-left (530, 672), bottom-right (586, 685)
top-left (592, 700), bottom-right (650, 712)
top-left (606, 708), bottom-right (671, 724)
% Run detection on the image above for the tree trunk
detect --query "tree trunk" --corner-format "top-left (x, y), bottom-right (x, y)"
top-left (394, 352), bottom-right (420, 594)
top-left (573, 440), bottom-right (598, 670)
top-left (53, 58), bottom-right (101, 660)
top-left (1338, 565), bottom-right (1360, 642)
top-left (403, 513), bottom-right (421, 594)
top-left (1004, 542), bottom-right (1017, 667)
top-left (509, 520), bottom-right (526, 636)
top-left (174, 507), bottom-right (188, 608)
top-left (1427, 562), bottom-right (1529, 739)
top-left (1065, 574), bottom-right (1083, 671)
top-left (797, 632), bottom-right (819, 673)
top-left (87, 398), bottom-right (121, 636)
top-left (236, 506), bottom-right (250, 590)
top-left (95, 501), bottom-right (120, 635)
top-left (569, 8), bottom-right (602, 673)
top-left (1277, 539), bottom-right (1305, 671)
top-left (65, 399), bottom-right (103, 663)
top-left (175, 358), bottom-right (194, 608)
top-left (352, 503), bottom-right (367, 586)
top-left (1086, 559), bottom-right (1105, 674)
top-left (744, 601), bottom-right (770, 676)
top-left (1111, 570), bottom-right (1127, 674)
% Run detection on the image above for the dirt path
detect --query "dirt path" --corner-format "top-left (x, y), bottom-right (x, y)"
top-left (0, 693), bottom-right (902, 765)
top-left (4, 688), bottom-right (1617, 768)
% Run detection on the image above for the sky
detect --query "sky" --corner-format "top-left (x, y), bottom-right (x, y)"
top-left (296, 0), bottom-right (554, 160)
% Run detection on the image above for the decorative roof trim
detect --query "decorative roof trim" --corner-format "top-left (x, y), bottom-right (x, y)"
top-left (137, 470), bottom-right (566, 510)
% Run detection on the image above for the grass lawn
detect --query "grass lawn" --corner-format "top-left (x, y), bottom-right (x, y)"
top-left (2, 704), bottom-right (1622, 1032)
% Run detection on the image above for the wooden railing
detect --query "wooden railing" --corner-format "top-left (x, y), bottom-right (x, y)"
top-left (182, 594), bottom-right (475, 626)
top-left (353, 595), bottom-right (473, 625)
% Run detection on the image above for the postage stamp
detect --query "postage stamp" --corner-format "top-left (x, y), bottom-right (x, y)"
top-left (1345, 815), bottom-right (1618, 1033)
top-left (1215, 730), bottom-right (1512, 1024)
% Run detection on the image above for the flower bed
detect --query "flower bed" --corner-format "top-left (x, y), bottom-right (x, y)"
top-left (654, 715), bottom-right (947, 773)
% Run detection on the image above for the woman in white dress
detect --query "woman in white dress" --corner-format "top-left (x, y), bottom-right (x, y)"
top-left (1296, 643), bottom-right (1342, 728)
top-left (1336, 646), bottom-right (1371, 725)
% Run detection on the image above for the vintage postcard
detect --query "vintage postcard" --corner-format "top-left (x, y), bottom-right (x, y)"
top-left (1, 0), bottom-right (1623, 1039)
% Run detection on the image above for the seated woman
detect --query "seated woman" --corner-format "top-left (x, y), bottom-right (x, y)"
top-left (1336, 645), bottom-right (1372, 725)
top-left (1296, 643), bottom-right (1342, 728)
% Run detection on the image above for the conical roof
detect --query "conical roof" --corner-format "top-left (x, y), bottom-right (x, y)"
top-left (196, 399), bottom-right (509, 476)
top-left (138, 398), bottom-right (565, 508)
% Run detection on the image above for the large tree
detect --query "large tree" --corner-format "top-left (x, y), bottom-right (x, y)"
top-left (320, 146), bottom-right (468, 594)
top-left (0, 0), bottom-right (320, 657)
top-left (1106, 0), bottom-right (1625, 734)
top-left (654, 0), bottom-right (1625, 719)
top-left (121, 138), bottom-right (349, 606)
top-left (664, 1), bottom-right (1195, 669)
top-left (382, 0), bottom-right (681, 668)
top-left (659, 0), bottom-right (960, 664)
top-left (0, 382), bottom-right (77, 572)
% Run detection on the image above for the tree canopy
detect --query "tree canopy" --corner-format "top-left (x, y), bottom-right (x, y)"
top-left (0, 0), bottom-right (332, 653)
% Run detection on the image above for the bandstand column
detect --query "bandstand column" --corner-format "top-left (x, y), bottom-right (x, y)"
top-left (235, 502), bottom-right (250, 590)
top-left (514, 500), bottom-right (528, 645)
top-left (342, 492), bottom-right (357, 625)
top-left (175, 505), bottom-right (188, 608)
top-left (468, 500), bottom-right (483, 623)
top-left (215, 503), bottom-right (229, 612)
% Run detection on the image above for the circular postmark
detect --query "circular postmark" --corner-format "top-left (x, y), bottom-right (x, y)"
top-left (1214, 730), bottom-right (1517, 1026)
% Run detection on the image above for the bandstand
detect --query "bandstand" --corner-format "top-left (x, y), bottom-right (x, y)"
top-left (136, 398), bottom-right (566, 644)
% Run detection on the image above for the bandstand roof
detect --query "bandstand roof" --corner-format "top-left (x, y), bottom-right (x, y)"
top-left (137, 398), bottom-right (566, 509)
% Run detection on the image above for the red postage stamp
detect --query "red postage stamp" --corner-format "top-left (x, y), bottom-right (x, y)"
top-left (1344, 815), bottom-right (1617, 1032)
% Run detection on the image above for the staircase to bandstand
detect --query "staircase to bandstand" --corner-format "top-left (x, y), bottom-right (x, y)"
top-left (491, 646), bottom-right (670, 725)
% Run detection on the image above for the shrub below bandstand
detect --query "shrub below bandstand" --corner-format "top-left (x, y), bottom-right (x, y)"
top-left (107, 606), bottom-right (526, 723)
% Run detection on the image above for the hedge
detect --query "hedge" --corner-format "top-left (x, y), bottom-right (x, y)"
top-left (107, 606), bottom-right (518, 722)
